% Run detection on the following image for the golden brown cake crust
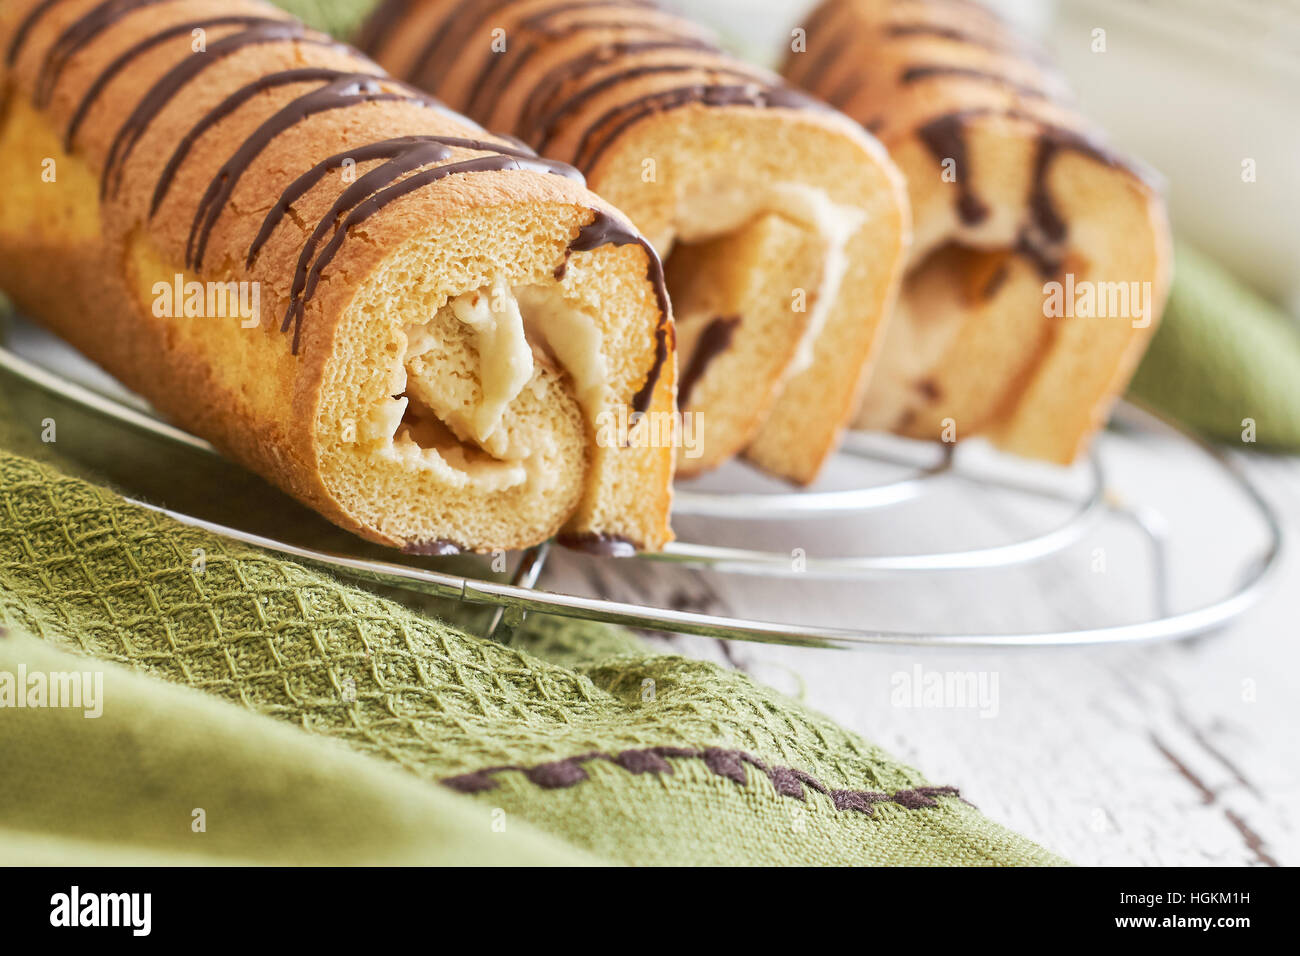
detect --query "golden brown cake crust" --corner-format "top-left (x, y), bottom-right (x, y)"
top-left (0, 0), bottom-right (676, 551)
top-left (362, 0), bottom-right (911, 485)
top-left (786, 0), bottom-right (1172, 463)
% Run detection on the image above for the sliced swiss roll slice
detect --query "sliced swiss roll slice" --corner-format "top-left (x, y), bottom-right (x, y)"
top-left (0, 0), bottom-right (674, 554)
top-left (786, 0), bottom-right (1172, 463)
top-left (359, 0), bottom-right (910, 483)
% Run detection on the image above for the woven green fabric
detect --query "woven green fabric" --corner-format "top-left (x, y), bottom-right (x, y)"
top-left (0, 386), bottom-right (1062, 865)
top-left (0, 632), bottom-right (597, 866)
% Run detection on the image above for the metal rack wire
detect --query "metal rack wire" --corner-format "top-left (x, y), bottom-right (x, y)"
top-left (0, 336), bottom-right (1284, 650)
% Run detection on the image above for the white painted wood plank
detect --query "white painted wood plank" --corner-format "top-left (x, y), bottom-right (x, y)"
top-left (542, 437), bottom-right (1300, 866)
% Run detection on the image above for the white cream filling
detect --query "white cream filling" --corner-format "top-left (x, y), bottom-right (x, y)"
top-left (515, 285), bottom-right (609, 422)
top-left (674, 182), bottom-right (864, 376)
top-left (366, 278), bottom-right (607, 494)
top-left (388, 436), bottom-right (529, 493)
top-left (450, 276), bottom-right (536, 447)
top-left (368, 389), bottom-right (409, 444)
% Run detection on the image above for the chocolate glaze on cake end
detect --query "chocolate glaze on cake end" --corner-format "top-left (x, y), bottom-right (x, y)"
top-left (916, 112), bottom-right (991, 227)
top-left (402, 538), bottom-right (465, 556)
top-left (917, 109), bottom-right (1136, 276)
top-left (563, 210), bottom-right (673, 416)
top-left (556, 531), bottom-right (640, 558)
top-left (677, 315), bottom-right (740, 409)
top-left (787, 2), bottom-right (1154, 278)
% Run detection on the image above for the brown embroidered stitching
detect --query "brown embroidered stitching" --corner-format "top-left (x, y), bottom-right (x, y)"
top-left (441, 746), bottom-right (966, 816)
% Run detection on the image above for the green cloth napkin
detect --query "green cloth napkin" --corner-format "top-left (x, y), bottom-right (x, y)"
top-left (276, 0), bottom-right (373, 36)
top-left (1129, 241), bottom-right (1300, 450)
top-left (0, 633), bottom-right (598, 866)
top-left (0, 385), bottom-right (1062, 866)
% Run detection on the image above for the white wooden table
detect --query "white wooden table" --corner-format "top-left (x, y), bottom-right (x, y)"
top-left (621, 0), bottom-right (1299, 866)
top-left (541, 431), bottom-right (1300, 867)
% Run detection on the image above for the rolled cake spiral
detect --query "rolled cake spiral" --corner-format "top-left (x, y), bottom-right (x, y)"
top-left (786, 0), bottom-right (1172, 463)
top-left (0, 0), bottom-right (677, 555)
top-left (360, 0), bottom-right (910, 483)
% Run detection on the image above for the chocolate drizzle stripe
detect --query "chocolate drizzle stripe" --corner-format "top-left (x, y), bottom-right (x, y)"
top-left (782, 0), bottom-right (844, 85)
top-left (678, 315), bottom-right (740, 409)
top-left (441, 745), bottom-right (968, 818)
top-left (1028, 137), bottom-right (1070, 243)
top-left (409, 0), bottom-right (516, 93)
top-left (534, 62), bottom-right (766, 152)
top-left (574, 82), bottom-right (825, 171)
top-left (563, 211), bottom-right (670, 415)
top-left (34, 0), bottom-right (173, 107)
top-left (5, 0), bottom-right (63, 67)
top-left (100, 20), bottom-right (334, 198)
top-left (283, 153), bottom-right (574, 350)
top-left (886, 21), bottom-right (1031, 56)
top-left (901, 64), bottom-right (1047, 99)
top-left (916, 111), bottom-right (990, 226)
top-left (443, 3), bottom-right (717, 140)
top-left (352, 0), bottom-right (409, 56)
top-left (1016, 134), bottom-right (1073, 277)
top-left (888, 22), bottom-right (985, 43)
top-left (63, 15), bottom-right (273, 151)
top-left (827, 72), bottom-right (869, 111)
top-left (279, 139), bottom-right (457, 332)
top-left (797, 29), bottom-right (854, 92)
top-left (516, 0), bottom-right (657, 29)
top-left (464, 0), bottom-right (672, 117)
top-left (515, 38), bottom-right (715, 142)
top-left (359, 0), bottom-right (825, 177)
top-left (185, 73), bottom-right (412, 269)
top-left (464, 41), bottom-right (537, 121)
top-left (517, 14), bottom-right (681, 41)
top-left (151, 66), bottom-right (353, 218)
top-left (246, 133), bottom-right (556, 267)
top-left (915, 108), bottom-right (1140, 275)
top-left (248, 137), bottom-right (422, 268)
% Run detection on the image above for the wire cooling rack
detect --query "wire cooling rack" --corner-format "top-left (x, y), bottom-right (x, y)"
top-left (0, 326), bottom-right (1284, 650)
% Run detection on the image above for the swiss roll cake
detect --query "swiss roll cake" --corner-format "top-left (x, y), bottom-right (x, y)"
top-left (786, 0), bottom-right (1172, 463)
top-left (359, 0), bottom-right (911, 483)
top-left (0, 0), bottom-right (676, 554)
